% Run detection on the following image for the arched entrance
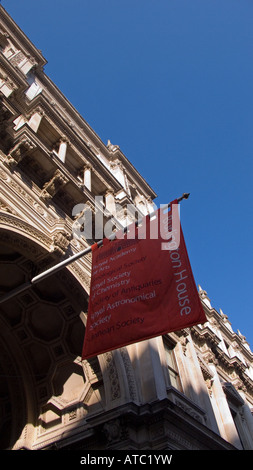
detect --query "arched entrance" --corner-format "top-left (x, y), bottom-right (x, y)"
top-left (0, 226), bottom-right (99, 449)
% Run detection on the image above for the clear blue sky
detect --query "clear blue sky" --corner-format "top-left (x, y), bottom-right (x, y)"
top-left (2, 0), bottom-right (253, 348)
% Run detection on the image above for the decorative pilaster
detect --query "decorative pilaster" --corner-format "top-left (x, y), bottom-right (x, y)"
top-left (237, 388), bottom-right (253, 448)
top-left (207, 358), bottom-right (243, 449)
top-left (130, 337), bottom-right (167, 403)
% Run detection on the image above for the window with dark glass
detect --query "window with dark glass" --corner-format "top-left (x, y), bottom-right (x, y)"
top-left (163, 339), bottom-right (182, 391)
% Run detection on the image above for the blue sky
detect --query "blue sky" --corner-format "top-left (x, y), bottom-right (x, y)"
top-left (2, 1), bottom-right (253, 348)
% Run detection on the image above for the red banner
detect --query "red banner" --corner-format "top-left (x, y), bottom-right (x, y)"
top-left (82, 202), bottom-right (206, 359)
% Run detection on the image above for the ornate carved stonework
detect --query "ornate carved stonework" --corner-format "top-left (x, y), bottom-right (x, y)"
top-left (103, 419), bottom-right (125, 445)
top-left (5, 136), bottom-right (36, 168)
top-left (0, 5), bottom-right (252, 452)
top-left (40, 169), bottom-right (68, 202)
top-left (104, 352), bottom-right (121, 401)
top-left (51, 229), bottom-right (71, 256)
top-left (119, 348), bottom-right (138, 401)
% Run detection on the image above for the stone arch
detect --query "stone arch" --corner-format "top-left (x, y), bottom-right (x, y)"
top-left (0, 212), bottom-right (53, 259)
top-left (0, 221), bottom-right (105, 449)
top-left (0, 322), bottom-right (33, 449)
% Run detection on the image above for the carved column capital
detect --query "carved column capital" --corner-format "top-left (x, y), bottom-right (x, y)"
top-left (50, 229), bottom-right (71, 256)
top-left (5, 136), bottom-right (36, 168)
top-left (40, 169), bottom-right (68, 202)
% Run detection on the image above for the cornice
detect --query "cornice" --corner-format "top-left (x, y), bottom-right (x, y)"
top-left (35, 74), bottom-right (157, 200)
top-left (8, 124), bottom-right (119, 203)
top-left (201, 302), bottom-right (253, 361)
top-left (12, 95), bottom-right (136, 196)
top-left (0, 5), bottom-right (47, 69)
top-left (0, 51), bottom-right (28, 91)
top-left (106, 145), bottom-right (158, 199)
top-left (191, 326), bottom-right (253, 395)
top-left (0, 6), bottom-right (157, 201)
top-left (191, 323), bottom-right (220, 348)
top-left (222, 381), bottom-right (245, 406)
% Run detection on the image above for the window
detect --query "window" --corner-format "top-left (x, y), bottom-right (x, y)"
top-left (163, 339), bottom-right (181, 391)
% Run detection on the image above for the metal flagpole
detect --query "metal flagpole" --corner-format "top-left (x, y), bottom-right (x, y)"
top-left (0, 193), bottom-right (190, 304)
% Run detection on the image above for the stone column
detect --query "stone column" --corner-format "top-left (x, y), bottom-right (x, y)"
top-left (105, 190), bottom-right (116, 216)
top-left (58, 137), bottom-right (68, 163)
top-left (83, 164), bottom-right (92, 191)
top-left (28, 108), bottom-right (44, 133)
top-left (13, 114), bottom-right (26, 130)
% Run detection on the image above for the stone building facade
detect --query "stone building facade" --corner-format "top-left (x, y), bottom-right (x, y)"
top-left (0, 5), bottom-right (252, 450)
